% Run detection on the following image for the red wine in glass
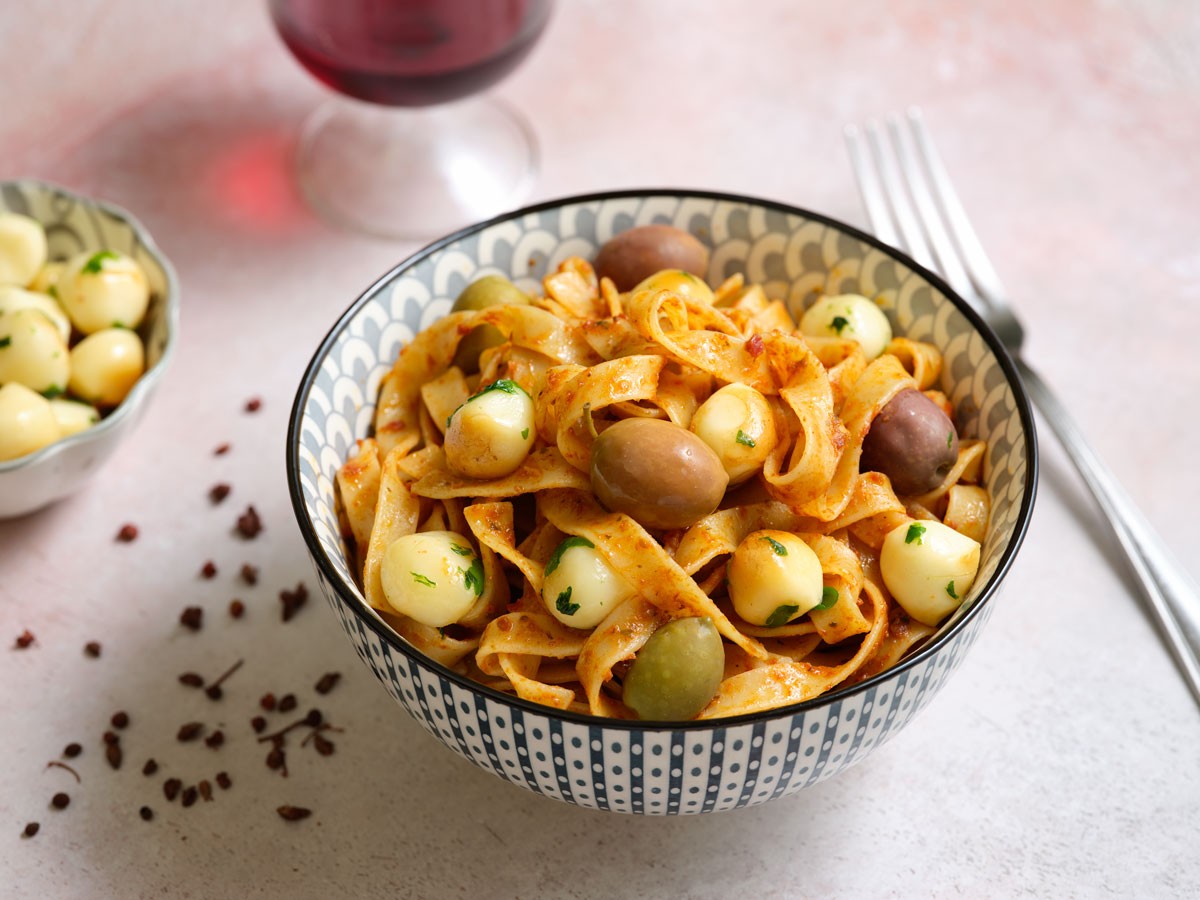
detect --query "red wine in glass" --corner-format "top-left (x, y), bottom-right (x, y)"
top-left (268, 0), bottom-right (554, 239)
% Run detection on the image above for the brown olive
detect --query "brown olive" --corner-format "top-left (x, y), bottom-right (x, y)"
top-left (450, 275), bottom-right (530, 373)
top-left (860, 389), bottom-right (959, 495)
top-left (622, 617), bottom-right (725, 721)
top-left (590, 417), bottom-right (729, 530)
top-left (593, 225), bottom-right (710, 292)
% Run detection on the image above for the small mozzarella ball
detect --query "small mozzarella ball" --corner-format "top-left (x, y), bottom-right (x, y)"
top-left (49, 398), bottom-right (100, 437)
top-left (632, 269), bottom-right (715, 305)
top-left (541, 537), bottom-right (634, 629)
top-left (27, 261), bottom-right (65, 296)
top-left (57, 249), bottom-right (150, 334)
top-left (0, 382), bottom-right (60, 461)
top-left (0, 285), bottom-right (71, 343)
top-left (68, 327), bottom-right (145, 407)
top-left (443, 379), bottom-right (534, 479)
top-left (880, 520), bottom-right (981, 626)
top-left (800, 293), bottom-right (892, 360)
top-left (0, 213), bottom-right (48, 287)
top-left (727, 530), bottom-right (824, 626)
top-left (0, 307), bottom-right (70, 395)
top-left (379, 531), bottom-right (484, 627)
top-left (690, 382), bottom-right (778, 484)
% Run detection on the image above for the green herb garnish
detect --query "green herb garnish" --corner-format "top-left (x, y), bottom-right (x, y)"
top-left (47, 285), bottom-right (59, 299)
top-left (0, 335), bottom-right (10, 349)
top-left (41, 385), bottom-right (64, 399)
top-left (450, 544), bottom-right (473, 557)
top-left (905, 523), bottom-right (926, 545)
top-left (521, 427), bottom-right (530, 440)
top-left (765, 604), bottom-right (799, 628)
top-left (111, 321), bottom-right (127, 329)
top-left (555, 587), bottom-right (580, 616)
top-left (461, 562), bottom-right (484, 597)
top-left (947, 430), bottom-right (954, 449)
top-left (411, 572), bottom-right (436, 587)
top-left (735, 429), bottom-right (756, 448)
top-left (472, 378), bottom-right (528, 400)
top-left (815, 586), bottom-right (839, 610)
top-left (545, 536), bottom-right (594, 576)
top-left (761, 535), bottom-right (788, 556)
top-left (81, 250), bottom-right (118, 275)
top-left (946, 581), bottom-right (959, 599)
top-left (830, 315), bottom-right (850, 335)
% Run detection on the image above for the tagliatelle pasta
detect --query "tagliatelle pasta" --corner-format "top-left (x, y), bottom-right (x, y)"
top-left (337, 231), bottom-right (990, 721)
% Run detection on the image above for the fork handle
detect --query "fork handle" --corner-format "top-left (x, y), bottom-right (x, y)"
top-left (1016, 357), bottom-right (1200, 706)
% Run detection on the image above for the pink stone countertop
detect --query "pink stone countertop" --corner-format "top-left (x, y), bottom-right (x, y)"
top-left (2, 1), bottom-right (1199, 897)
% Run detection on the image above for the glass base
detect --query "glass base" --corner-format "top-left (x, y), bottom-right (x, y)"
top-left (295, 95), bottom-right (539, 241)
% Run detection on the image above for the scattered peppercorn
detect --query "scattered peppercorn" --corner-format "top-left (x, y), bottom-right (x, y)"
top-left (266, 747), bottom-right (285, 772)
top-left (116, 523), bottom-right (139, 542)
top-left (278, 694), bottom-right (297, 713)
top-left (240, 564), bottom-right (258, 585)
top-left (259, 693), bottom-right (277, 711)
top-left (177, 722), bottom-right (205, 742)
top-left (163, 778), bottom-right (182, 801)
top-left (106, 741), bottom-right (123, 771)
top-left (103, 731), bottom-right (118, 745)
top-left (204, 730), bottom-right (225, 749)
top-left (180, 606), bottom-right (204, 631)
top-left (179, 672), bottom-right (205, 688)
top-left (251, 716), bottom-right (267, 734)
top-left (51, 792), bottom-right (70, 810)
top-left (63, 743), bottom-right (82, 759)
top-left (229, 599), bottom-right (245, 619)
top-left (23, 822), bottom-right (39, 838)
top-left (203, 659), bottom-right (243, 702)
top-left (15, 630), bottom-right (35, 649)
top-left (83, 641), bottom-right (101, 658)
top-left (208, 483), bottom-right (231, 504)
top-left (214, 442), bottom-right (231, 456)
top-left (139, 806), bottom-right (153, 821)
top-left (111, 711), bottom-right (129, 729)
top-left (276, 805), bottom-right (311, 821)
top-left (313, 733), bottom-right (335, 757)
top-left (236, 506), bottom-right (263, 539)
top-left (304, 709), bottom-right (322, 728)
top-left (314, 672), bottom-right (341, 695)
top-left (198, 780), bottom-right (213, 802)
top-left (280, 583), bottom-right (308, 622)
top-left (143, 759), bottom-right (158, 776)
top-left (181, 786), bottom-right (198, 808)
top-left (215, 772), bottom-right (232, 790)
top-left (244, 397), bottom-right (262, 413)
top-left (200, 560), bottom-right (218, 579)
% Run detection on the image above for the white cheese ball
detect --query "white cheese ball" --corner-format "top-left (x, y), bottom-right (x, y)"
top-left (49, 398), bottom-right (100, 437)
top-left (727, 530), bottom-right (824, 626)
top-left (541, 537), bottom-right (634, 629)
top-left (690, 382), bottom-right (778, 484)
top-left (0, 382), bottom-right (60, 461)
top-left (380, 531), bottom-right (484, 627)
top-left (880, 520), bottom-right (981, 626)
top-left (57, 249), bottom-right (150, 334)
top-left (68, 327), bottom-right (145, 407)
top-left (633, 269), bottom-right (715, 305)
top-left (0, 213), bottom-right (48, 287)
top-left (444, 379), bottom-right (535, 479)
top-left (800, 293), bottom-right (893, 360)
top-left (0, 307), bottom-right (71, 395)
top-left (0, 284), bottom-right (71, 343)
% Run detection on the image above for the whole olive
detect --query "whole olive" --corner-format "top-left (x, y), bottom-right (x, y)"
top-left (860, 388), bottom-right (959, 495)
top-left (623, 617), bottom-right (725, 721)
top-left (593, 224), bottom-right (710, 292)
top-left (450, 275), bottom-right (530, 373)
top-left (590, 417), bottom-right (729, 530)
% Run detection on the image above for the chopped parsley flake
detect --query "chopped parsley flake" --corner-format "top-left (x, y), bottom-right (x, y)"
top-left (830, 315), bottom-right (850, 335)
top-left (0, 335), bottom-right (10, 349)
top-left (761, 535), bottom-right (788, 556)
top-left (765, 604), bottom-right (799, 628)
top-left (815, 586), bottom-right (839, 610)
top-left (905, 523), bottom-right (926, 545)
top-left (411, 572), bottom-right (436, 587)
top-left (47, 285), bottom-right (58, 299)
top-left (946, 581), bottom-right (959, 599)
top-left (449, 544), bottom-right (474, 557)
top-left (472, 378), bottom-right (528, 400)
top-left (449, 544), bottom-right (484, 596)
top-left (41, 385), bottom-right (64, 399)
top-left (735, 429), bottom-right (756, 448)
top-left (521, 427), bottom-right (529, 440)
top-left (82, 250), bottom-right (118, 275)
top-left (545, 536), bottom-right (594, 576)
top-left (947, 430), bottom-right (954, 449)
top-left (111, 321), bottom-right (127, 329)
top-left (555, 587), bottom-right (580, 616)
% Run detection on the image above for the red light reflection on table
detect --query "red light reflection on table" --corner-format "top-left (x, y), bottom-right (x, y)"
top-left (202, 128), bottom-right (312, 234)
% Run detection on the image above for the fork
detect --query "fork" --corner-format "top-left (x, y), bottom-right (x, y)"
top-left (845, 108), bottom-right (1200, 709)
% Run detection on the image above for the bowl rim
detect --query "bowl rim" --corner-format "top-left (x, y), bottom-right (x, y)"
top-left (286, 187), bottom-right (1039, 730)
top-left (0, 178), bottom-right (181, 473)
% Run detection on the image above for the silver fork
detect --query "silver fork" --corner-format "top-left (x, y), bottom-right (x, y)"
top-left (845, 108), bottom-right (1200, 709)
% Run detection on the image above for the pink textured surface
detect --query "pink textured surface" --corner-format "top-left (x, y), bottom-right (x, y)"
top-left (2, 1), bottom-right (1198, 897)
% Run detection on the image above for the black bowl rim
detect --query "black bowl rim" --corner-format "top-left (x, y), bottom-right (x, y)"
top-left (286, 187), bottom-right (1039, 732)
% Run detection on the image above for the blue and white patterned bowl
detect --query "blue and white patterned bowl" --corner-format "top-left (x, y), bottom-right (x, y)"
top-left (287, 190), bottom-right (1037, 815)
top-left (0, 180), bottom-right (179, 518)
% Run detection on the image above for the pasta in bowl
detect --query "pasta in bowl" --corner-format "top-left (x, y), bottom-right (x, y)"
top-left (287, 190), bottom-right (1036, 813)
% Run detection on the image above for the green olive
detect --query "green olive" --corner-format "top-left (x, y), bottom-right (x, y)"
top-left (590, 417), bottom-right (729, 530)
top-left (860, 389), bottom-right (959, 495)
top-left (593, 225), bottom-right (710, 292)
top-left (623, 617), bottom-right (725, 721)
top-left (450, 275), bottom-right (530, 373)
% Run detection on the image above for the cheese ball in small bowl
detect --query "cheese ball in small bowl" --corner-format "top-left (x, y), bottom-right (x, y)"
top-left (287, 189), bottom-right (1037, 814)
top-left (0, 180), bottom-right (179, 518)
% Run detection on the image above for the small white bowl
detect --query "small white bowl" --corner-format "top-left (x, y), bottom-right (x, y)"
top-left (0, 180), bottom-right (179, 518)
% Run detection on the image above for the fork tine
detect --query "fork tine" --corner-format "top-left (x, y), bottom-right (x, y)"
top-left (843, 124), bottom-right (900, 248)
top-left (885, 112), bottom-right (976, 301)
top-left (860, 119), bottom-right (936, 271)
top-left (906, 108), bottom-right (1009, 303)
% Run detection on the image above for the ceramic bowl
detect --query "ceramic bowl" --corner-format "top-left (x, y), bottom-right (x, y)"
top-left (0, 180), bottom-right (179, 518)
top-left (287, 189), bottom-right (1037, 814)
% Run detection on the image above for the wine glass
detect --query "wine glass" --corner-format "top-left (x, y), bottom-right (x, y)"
top-left (269, 0), bottom-right (553, 240)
